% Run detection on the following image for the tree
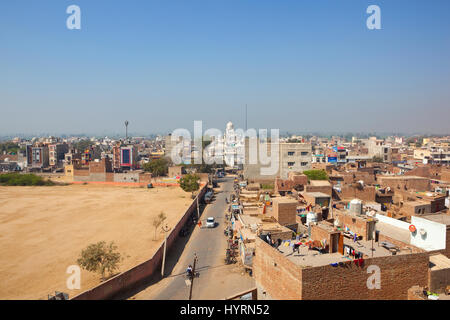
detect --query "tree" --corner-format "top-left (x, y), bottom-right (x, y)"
top-left (152, 211), bottom-right (167, 240)
top-left (184, 163), bottom-right (214, 174)
top-left (179, 174), bottom-right (200, 198)
top-left (0, 142), bottom-right (20, 154)
top-left (77, 241), bottom-right (122, 280)
top-left (303, 170), bottom-right (328, 181)
top-left (143, 158), bottom-right (168, 177)
top-left (72, 140), bottom-right (102, 159)
top-left (372, 156), bottom-right (383, 163)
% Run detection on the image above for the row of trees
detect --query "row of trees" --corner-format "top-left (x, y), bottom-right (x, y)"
top-left (0, 142), bottom-right (20, 154)
top-left (143, 157), bottom-right (219, 177)
top-left (0, 173), bottom-right (55, 186)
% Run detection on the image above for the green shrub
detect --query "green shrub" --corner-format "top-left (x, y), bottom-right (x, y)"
top-left (0, 173), bottom-right (55, 186)
top-left (303, 170), bottom-right (328, 181)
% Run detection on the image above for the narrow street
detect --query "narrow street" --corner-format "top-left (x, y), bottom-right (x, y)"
top-left (131, 176), bottom-right (254, 300)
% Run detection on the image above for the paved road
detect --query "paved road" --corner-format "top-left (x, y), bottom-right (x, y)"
top-left (132, 176), bottom-right (254, 300)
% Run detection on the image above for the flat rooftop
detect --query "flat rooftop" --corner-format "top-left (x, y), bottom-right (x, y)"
top-left (239, 214), bottom-right (262, 226)
top-left (277, 243), bottom-right (350, 268)
top-left (423, 214), bottom-right (450, 226)
top-left (403, 200), bottom-right (430, 207)
top-left (429, 254), bottom-right (450, 271)
top-left (272, 197), bottom-right (298, 203)
top-left (309, 180), bottom-right (332, 187)
top-left (276, 237), bottom-right (409, 268)
top-left (376, 221), bottom-right (411, 243)
top-left (379, 175), bottom-right (428, 180)
top-left (304, 192), bottom-right (330, 198)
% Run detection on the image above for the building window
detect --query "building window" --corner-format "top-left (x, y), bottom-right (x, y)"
top-left (301, 162), bottom-right (308, 166)
top-left (288, 151), bottom-right (295, 156)
top-left (288, 162), bottom-right (295, 167)
top-left (301, 152), bottom-right (308, 156)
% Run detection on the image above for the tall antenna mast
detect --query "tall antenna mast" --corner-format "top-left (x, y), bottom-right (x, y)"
top-left (125, 120), bottom-right (129, 142)
top-left (245, 104), bottom-right (248, 131)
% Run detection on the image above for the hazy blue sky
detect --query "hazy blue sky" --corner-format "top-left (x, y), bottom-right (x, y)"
top-left (1, 0), bottom-right (450, 135)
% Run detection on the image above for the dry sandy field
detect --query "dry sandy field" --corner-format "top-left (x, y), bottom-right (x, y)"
top-left (0, 184), bottom-right (192, 300)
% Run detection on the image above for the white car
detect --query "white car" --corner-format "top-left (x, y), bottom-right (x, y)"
top-left (206, 217), bottom-right (215, 228)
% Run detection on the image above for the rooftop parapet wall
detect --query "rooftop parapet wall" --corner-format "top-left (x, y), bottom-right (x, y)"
top-left (254, 237), bottom-right (429, 300)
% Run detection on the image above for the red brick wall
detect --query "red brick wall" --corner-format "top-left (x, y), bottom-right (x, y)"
top-left (378, 176), bottom-right (430, 192)
top-left (305, 185), bottom-right (332, 196)
top-left (301, 252), bottom-right (429, 300)
top-left (89, 161), bottom-right (106, 174)
top-left (341, 172), bottom-right (375, 185)
top-left (254, 236), bottom-right (429, 300)
top-left (254, 238), bottom-right (303, 300)
top-left (428, 265), bottom-right (450, 293)
top-left (139, 173), bottom-right (152, 184)
top-left (105, 173), bottom-right (114, 182)
top-left (73, 169), bottom-right (89, 176)
top-left (441, 170), bottom-right (450, 183)
top-left (334, 211), bottom-right (371, 239)
top-left (340, 185), bottom-right (376, 202)
top-left (310, 224), bottom-right (338, 253)
top-left (272, 199), bottom-right (297, 226)
top-left (288, 173), bottom-right (308, 185)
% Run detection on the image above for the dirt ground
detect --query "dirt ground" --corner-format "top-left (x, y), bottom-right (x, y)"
top-left (0, 184), bottom-right (192, 300)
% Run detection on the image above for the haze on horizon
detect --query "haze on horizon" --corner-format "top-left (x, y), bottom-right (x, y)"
top-left (1, 0), bottom-right (450, 136)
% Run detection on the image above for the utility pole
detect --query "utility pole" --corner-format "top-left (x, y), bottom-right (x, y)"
top-left (371, 237), bottom-right (374, 258)
top-left (196, 191), bottom-right (200, 220)
top-left (161, 224), bottom-right (171, 277)
top-left (189, 253), bottom-right (198, 300)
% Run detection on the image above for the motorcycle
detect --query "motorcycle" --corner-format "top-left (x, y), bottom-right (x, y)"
top-left (185, 270), bottom-right (200, 280)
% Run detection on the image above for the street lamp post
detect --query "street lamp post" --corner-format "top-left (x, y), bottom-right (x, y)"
top-left (161, 223), bottom-right (171, 277)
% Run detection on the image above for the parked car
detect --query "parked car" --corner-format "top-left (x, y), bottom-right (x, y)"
top-left (204, 191), bottom-right (214, 203)
top-left (206, 217), bottom-right (215, 228)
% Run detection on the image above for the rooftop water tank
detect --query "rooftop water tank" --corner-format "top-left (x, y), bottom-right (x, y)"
top-left (306, 212), bottom-right (318, 226)
top-left (349, 199), bottom-right (363, 215)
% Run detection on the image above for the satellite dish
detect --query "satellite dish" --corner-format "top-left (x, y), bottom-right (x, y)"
top-left (419, 228), bottom-right (427, 236)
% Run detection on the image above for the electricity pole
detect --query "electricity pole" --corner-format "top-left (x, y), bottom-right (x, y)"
top-left (161, 224), bottom-right (171, 277)
top-left (197, 192), bottom-right (200, 220)
top-left (189, 253), bottom-right (198, 300)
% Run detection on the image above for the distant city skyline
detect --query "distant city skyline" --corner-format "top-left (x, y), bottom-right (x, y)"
top-left (2, 1), bottom-right (450, 135)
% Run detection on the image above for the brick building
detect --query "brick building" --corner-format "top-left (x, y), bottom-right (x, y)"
top-left (26, 145), bottom-right (49, 170)
top-left (254, 231), bottom-right (429, 300)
